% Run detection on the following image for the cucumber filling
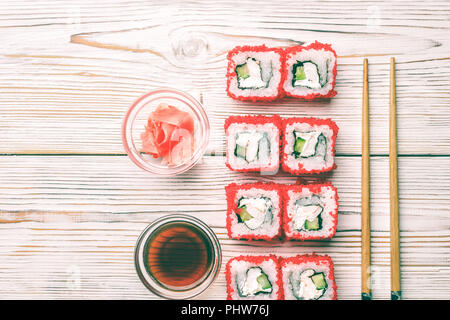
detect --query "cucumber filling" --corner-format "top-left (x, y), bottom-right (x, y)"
top-left (293, 137), bottom-right (306, 154)
top-left (237, 267), bottom-right (273, 297)
top-left (236, 57), bottom-right (267, 89)
top-left (235, 131), bottom-right (271, 163)
top-left (236, 206), bottom-right (253, 222)
top-left (292, 60), bottom-right (326, 89)
top-left (237, 196), bottom-right (273, 230)
top-left (292, 131), bottom-right (327, 160)
top-left (291, 195), bottom-right (324, 231)
top-left (292, 204), bottom-right (323, 231)
top-left (289, 269), bottom-right (328, 300)
top-left (304, 215), bottom-right (322, 231)
top-left (311, 272), bottom-right (327, 290)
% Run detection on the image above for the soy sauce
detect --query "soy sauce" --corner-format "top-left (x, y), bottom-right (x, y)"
top-left (144, 222), bottom-right (213, 288)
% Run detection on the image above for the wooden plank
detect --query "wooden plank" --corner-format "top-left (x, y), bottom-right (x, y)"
top-left (0, 1), bottom-right (449, 155)
top-left (0, 0), bottom-right (448, 301)
top-left (0, 155), bottom-right (449, 218)
top-left (0, 221), bottom-right (448, 300)
top-left (0, 155), bottom-right (448, 299)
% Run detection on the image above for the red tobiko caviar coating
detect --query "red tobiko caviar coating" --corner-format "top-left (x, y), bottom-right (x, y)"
top-left (283, 41), bottom-right (338, 100)
top-left (281, 117), bottom-right (339, 175)
top-left (226, 45), bottom-right (285, 102)
top-left (224, 114), bottom-right (282, 130)
top-left (279, 254), bottom-right (338, 300)
top-left (282, 182), bottom-right (339, 241)
top-left (225, 182), bottom-right (283, 241)
top-left (226, 255), bottom-right (283, 300)
top-left (225, 114), bottom-right (282, 174)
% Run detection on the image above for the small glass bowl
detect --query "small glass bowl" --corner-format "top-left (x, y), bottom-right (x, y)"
top-left (134, 214), bottom-right (222, 299)
top-left (122, 88), bottom-right (210, 175)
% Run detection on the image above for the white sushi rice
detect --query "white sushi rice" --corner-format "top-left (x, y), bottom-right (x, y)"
top-left (229, 187), bottom-right (281, 239)
top-left (283, 47), bottom-right (336, 96)
top-left (283, 121), bottom-right (335, 172)
top-left (229, 257), bottom-right (280, 300)
top-left (281, 259), bottom-right (335, 300)
top-left (284, 185), bottom-right (337, 239)
top-left (228, 50), bottom-right (282, 99)
top-left (227, 122), bottom-right (280, 172)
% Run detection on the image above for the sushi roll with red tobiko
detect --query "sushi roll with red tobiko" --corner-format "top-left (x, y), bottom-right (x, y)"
top-left (283, 182), bottom-right (338, 240)
top-left (226, 45), bottom-right (284, 102)
top-left (226, 42), bottom-right (337, 102)
top-left (225, 115), bottom-right (282, 174)
top-left (280, 254), bottom-right (337, 300)
top-left (225, 183), bottom-right (283, 241)
top-left (226, 255), bottom-right (283, 300)
top-left (281, 117), bottom-right (339, 175)
top-left (283, 42), bottom-right (338, 100)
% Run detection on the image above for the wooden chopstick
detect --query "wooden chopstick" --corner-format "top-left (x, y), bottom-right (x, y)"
top-left (389, 57), bottom-right (401, 300)
top-left (361, 58), bottom-right (372, 300)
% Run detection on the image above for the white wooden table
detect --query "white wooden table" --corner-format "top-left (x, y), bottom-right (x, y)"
top-left (0, 0), bottom-right (449, 300)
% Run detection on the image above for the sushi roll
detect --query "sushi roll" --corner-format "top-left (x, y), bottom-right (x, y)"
top-left (226, 45), bottom-right (284, 102)
top-left (280, 254), bottom-right (337, 300)
top-left (226, 255), bottom-right (283, 300)
top-left (281, 117), bottom-right (338, 175)
top-left (225, 115), bottom-right (282, 174)
top-left (283, 182), bottom-right (338, 240)
top-left (283, 42), bottom-right (337, 100)
top-left (225, 183), bottom-right (282, 241)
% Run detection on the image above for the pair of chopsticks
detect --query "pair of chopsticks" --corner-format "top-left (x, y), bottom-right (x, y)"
top-left (361, 58), bottom-right (401, 300)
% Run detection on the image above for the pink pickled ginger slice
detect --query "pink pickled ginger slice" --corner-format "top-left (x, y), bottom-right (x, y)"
top-left (141, 103), bottom-right (195, 166)
top-left (166, 128), bottom-right (195, 166)
top-left (150, 103), bottom-right (194, 134)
